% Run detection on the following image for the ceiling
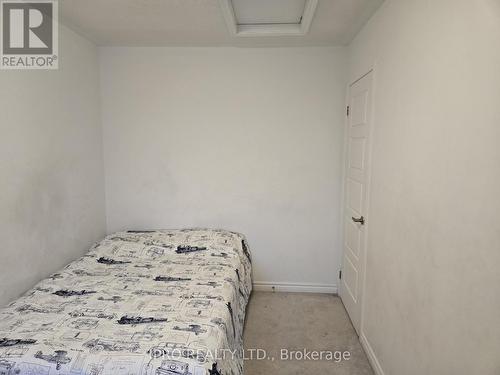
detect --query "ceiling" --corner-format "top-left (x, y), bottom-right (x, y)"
top-left (231, 0), bottom-right (307, 25)
top-left (60, 0), bottom-right (384, 47)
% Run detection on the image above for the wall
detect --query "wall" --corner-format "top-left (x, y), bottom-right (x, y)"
top-left (348, 0), bottom-right (500, 374)
top-left (0, 25), bottom-right (106, 307)
top-left (99, 47), bottom-right (347, 290)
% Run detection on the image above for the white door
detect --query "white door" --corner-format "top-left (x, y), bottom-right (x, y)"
top-left (339, 71), bottom-right (373, 335)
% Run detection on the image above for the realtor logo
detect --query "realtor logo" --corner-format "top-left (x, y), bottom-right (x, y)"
top-left (1, 0), bottom-right (58, 69)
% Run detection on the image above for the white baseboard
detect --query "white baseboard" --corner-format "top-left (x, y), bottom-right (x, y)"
top-left (253, 281), bottom-right (337, 294)
top-left (360, 333), bottom-right (385, 375)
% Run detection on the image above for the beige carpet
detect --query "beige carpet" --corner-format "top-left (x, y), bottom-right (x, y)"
top-left (243, 292), bottom-right (374, 374)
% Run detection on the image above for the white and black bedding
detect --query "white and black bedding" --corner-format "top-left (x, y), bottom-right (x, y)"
top-left (0, 229), bottom-right (252, 375)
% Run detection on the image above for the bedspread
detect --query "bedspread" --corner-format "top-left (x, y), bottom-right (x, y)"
top-left (0, 229), bottom-right (252, 375)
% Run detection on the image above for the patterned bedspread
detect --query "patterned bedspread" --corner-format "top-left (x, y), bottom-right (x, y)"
top-left (0, 229), bottom-right (252, 375)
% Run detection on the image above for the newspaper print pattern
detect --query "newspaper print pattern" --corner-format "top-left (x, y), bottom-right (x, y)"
top-left (0, 229), bottom-right (252, 375)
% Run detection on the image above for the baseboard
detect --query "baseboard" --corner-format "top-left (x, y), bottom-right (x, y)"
top-left (360, 333), bottom-right (385, 375)
top-left (253, 281), bottom-right (337, 294)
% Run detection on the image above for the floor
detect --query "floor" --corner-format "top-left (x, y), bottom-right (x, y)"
top-left (243, 292), bottom-right (374, 375)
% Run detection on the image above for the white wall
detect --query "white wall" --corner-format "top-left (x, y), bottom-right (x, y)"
top-left (0, 25), bottom-right (106, 307)
top-left (99, 47), bottom-right (347, 289)
top-left (349, 1), bottom-right (500, 374)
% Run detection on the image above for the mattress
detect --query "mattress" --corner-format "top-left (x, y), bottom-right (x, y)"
top-left (0, 229), bottom-right (252, 375)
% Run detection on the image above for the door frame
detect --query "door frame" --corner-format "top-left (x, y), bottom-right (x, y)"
top-left (338, 67), bottom-right (377, 335)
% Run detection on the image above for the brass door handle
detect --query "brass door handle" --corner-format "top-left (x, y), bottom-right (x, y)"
top-left (352, 216), bottom-right (365, 225)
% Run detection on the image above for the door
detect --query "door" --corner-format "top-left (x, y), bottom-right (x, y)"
top-left (339, 71), bottom-right (373, 335)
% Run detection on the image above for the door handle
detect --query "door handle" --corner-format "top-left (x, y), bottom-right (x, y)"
top-left (352, 216), bottom-right (365, 225)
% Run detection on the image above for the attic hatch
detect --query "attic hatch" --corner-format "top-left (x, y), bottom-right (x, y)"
top-left (219, 0), bottom-right (318, 37)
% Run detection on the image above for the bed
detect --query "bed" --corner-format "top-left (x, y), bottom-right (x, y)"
top-left (0, 229), bottom-right (252, 375)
